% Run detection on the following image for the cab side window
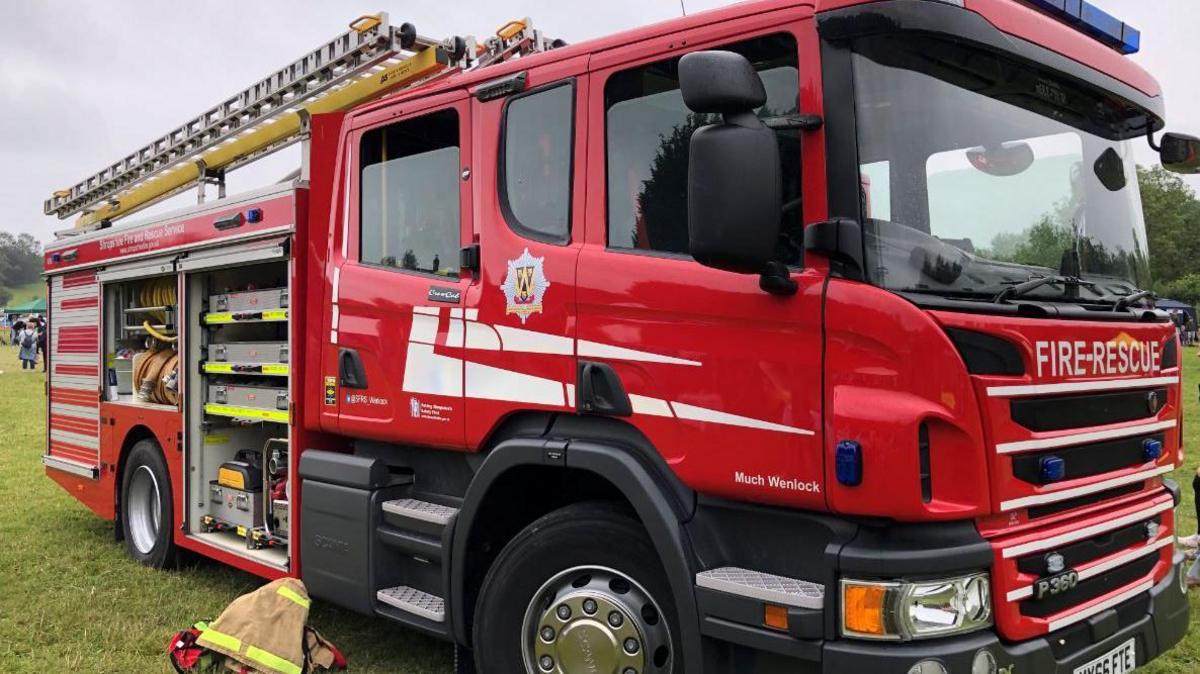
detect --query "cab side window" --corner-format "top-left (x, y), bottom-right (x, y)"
top-left (501, 83), bottom-right (574, 242)
top-left (360, 109), bottom-right (460, 277)
top-left (604, 34), bottom-right (802, 264)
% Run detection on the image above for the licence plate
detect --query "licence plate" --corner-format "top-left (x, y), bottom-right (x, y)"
top-left (1073, 639), bottom-right (1136, 674)
top-left (1034, 568), bottom-right (1080, 600)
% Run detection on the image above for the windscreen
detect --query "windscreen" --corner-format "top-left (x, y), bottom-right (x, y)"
top-left (852, 34), bottom-right (1158, 302)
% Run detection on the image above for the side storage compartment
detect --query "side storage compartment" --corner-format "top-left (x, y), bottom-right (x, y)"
top-left (299, 451), bottom-right (408, 614)
top-left (184, 253), bottom-right (292, 569)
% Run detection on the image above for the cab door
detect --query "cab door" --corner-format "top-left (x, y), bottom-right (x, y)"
top-left (577, 14), bottom-right (828, 509)
top-left (460, 55), bottom-right (589, 449)
top-left (322, 91), bottom-right (472, 449)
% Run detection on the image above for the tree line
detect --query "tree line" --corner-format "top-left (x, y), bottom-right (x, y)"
top-left (0, 232), bottom-right (43, 306)
top-left (1141, 166), bottom-right (1200, 305)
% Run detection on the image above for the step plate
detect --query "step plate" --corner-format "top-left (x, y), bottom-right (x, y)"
top-left (382, 498), bottom-right (458, 526)
top-left (695, 567), bottom-right (825, 609)
top-left (377, 586), bottom-right (445, 622)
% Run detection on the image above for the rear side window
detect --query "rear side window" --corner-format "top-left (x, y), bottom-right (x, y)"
top-left (360, 109), bottom-right (461, 277)
top-left (501, 83), bottom-right (574, 242)
top-left (604, 34), bottom-right (801, 263)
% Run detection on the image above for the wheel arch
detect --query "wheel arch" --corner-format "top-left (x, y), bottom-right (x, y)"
top-left (449, 414), bottom-right (702, 669)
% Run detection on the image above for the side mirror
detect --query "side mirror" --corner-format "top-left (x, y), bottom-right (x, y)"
top-left (680, 51), bottom-right (782, 278)
top-left (1160, 132), bottom-right (1200, 174)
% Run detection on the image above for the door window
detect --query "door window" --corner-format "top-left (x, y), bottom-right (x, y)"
top-left (604, 34), bottom-right (801, 263)
top-left (360, 109), bottom-right (461, 276)
top-left (501, 82), bottom-right (574, 242)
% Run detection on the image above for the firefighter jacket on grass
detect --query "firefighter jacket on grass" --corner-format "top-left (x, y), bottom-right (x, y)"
top-left (194, 577), bottom-right (342, 674)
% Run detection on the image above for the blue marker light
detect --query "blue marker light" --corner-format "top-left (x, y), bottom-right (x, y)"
top-left (245, 208), bottom-right (263, 223)
top-left (1143, 438), bottom-right (1164, 462)
top-left (836, 440), bottom-right (863, 487)
top-left (1040, 456), bottom-right (1066, 483)
top-left (1026, 0), bottom-right (1140, 54)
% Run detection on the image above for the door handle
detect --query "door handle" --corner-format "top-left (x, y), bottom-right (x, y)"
top-left (577, 361), bottom-right (632, 417)
top-left (339, 348), bottom-right (368, 389)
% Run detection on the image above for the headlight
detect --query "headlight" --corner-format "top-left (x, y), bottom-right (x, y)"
top-left (841, 573), bottom-right (992, 640)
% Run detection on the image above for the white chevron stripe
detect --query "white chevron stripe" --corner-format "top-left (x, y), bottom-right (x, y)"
top-left (578, 339), bottom-right (700, 366)
top-left (465, 322), bottom-right (501, 350)
top-left (410, 313), bottom-right (439, 345)
top-left (630, 394), bottom-right (673, 418)
top-left (670, 401), bottom-right (814, 436)
top-left (402, 343), bottom-right (461, 396)
top-left (465, 361), bottom-right (564, 406)
top-left (494, 325), bottom-right (574, 355)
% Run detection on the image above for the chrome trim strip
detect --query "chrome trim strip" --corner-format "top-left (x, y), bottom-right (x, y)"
top-left (1002, 501), bottom-right (1173, 558)
top-left (995, 420), bottom-right (1177, 455)
top-left (987, 376), bottom-right (1179, 398)
top-left (1006, 536), bottom-right (1174, 601)
top-left (999, 466), bottom-right (1173, 512)
top-left (1046, 580), bottom-right (1154, 632)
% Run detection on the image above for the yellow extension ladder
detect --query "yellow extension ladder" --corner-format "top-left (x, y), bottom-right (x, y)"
top-left (45, 13), bottom-right (559, 235)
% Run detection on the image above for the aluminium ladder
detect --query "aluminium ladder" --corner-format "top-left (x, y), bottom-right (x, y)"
top-left (46, 13), bottom-right (560, 235)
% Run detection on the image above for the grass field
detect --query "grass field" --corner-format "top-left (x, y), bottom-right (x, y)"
top-left (0, 344), bottom-right (1197, 673)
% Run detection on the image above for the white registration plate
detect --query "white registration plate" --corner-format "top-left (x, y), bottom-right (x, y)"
top-left (1073, 638), bottom-right (1136, 674)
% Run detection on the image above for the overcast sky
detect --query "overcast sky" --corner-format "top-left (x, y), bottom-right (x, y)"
top-left (2, 0), bottom-right (1197, 244)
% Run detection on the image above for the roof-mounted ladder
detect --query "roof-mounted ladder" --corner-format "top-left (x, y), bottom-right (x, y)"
top-left (47, 13), bottom-right (559, 236)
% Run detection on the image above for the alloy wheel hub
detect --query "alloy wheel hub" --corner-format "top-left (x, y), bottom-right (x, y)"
top-left (523, 567), bottom-right (671, 674)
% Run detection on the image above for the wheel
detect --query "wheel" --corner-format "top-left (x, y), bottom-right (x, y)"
top-left (473, 502), bottom-right (680, 674)
top-left (120, 438), bottom-right (177, 568)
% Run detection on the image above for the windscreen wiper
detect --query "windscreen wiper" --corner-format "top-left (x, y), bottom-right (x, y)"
top-left (993, 275), bottom-right (1060, 302)
top-left (1113, 289), bottom-right (1154, 311)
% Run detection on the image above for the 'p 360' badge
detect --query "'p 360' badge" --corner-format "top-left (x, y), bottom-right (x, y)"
top-left (501, 248), bottom-right (549, 324)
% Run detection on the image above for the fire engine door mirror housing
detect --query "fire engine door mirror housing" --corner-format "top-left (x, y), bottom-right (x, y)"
top-left (1159, 132), bottom-right (1200, 174)
top-left (679, 51), bottom-right (783, 279)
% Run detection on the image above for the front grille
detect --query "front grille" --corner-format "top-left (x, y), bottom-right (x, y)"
top-left (1016, 516), bottom-right (1160, 575)
top-left (990, 498), bottom-right (1173, 641)
top-left (1012, 434), bottom-right (1164, 485)
top-left (1019, 556), bottom-right (1156, 618)
top-left (1011, 388), bottom-right (1165, 431)
top-left (1027, 482), bottom-right (1143, 520)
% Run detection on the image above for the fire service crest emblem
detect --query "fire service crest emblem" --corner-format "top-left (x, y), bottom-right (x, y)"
top-left (501, 248), bottom-right (550, 324)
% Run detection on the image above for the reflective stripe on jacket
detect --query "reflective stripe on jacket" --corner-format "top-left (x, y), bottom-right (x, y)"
top-left (196, 577), bottom-right (312, 674)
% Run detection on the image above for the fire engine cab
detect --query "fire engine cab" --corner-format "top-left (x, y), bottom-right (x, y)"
top-left (40, 1), bottom-right (1200, 672)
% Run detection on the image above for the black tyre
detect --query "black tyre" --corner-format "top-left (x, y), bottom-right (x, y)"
top-left (473, 502), bottom-right (680, 674)
top-left (120, 438), bottom-right (177, 568)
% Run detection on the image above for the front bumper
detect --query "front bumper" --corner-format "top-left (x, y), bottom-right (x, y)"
top-left (821, 555), bottom-right (1190, 674)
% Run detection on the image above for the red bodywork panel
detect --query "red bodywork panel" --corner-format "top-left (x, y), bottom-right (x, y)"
top-left (42, 0), bottom-right (1176, 644)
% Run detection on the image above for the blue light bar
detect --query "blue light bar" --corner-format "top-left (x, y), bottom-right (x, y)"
top-left (1026, 0), bottom-right (1141, 54)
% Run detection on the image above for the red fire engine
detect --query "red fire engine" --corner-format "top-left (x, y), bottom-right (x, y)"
top-left (40, 1), bottom-right (1200, 672)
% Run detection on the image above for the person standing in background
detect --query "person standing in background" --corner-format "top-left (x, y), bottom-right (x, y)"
top-left (11, 316), bottom-right (25, 348)
top-left (36, 318), bottom-right (47, 372)
top-left (17, 319), bottom-right (38, 370)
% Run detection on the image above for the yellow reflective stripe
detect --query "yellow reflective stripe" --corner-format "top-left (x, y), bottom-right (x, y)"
top-left (204, 403), bottom-right (290, 423)
top-left (203, 310), bottom-right (288, 325)
top-left (276, 585), bottom-right (311, 609)
top-left (245, 645), bottom-right (302, 674)
top-left (203, 362), bottom-right (289, 376)
top-left (199, 628), bottom-right (241, 653)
